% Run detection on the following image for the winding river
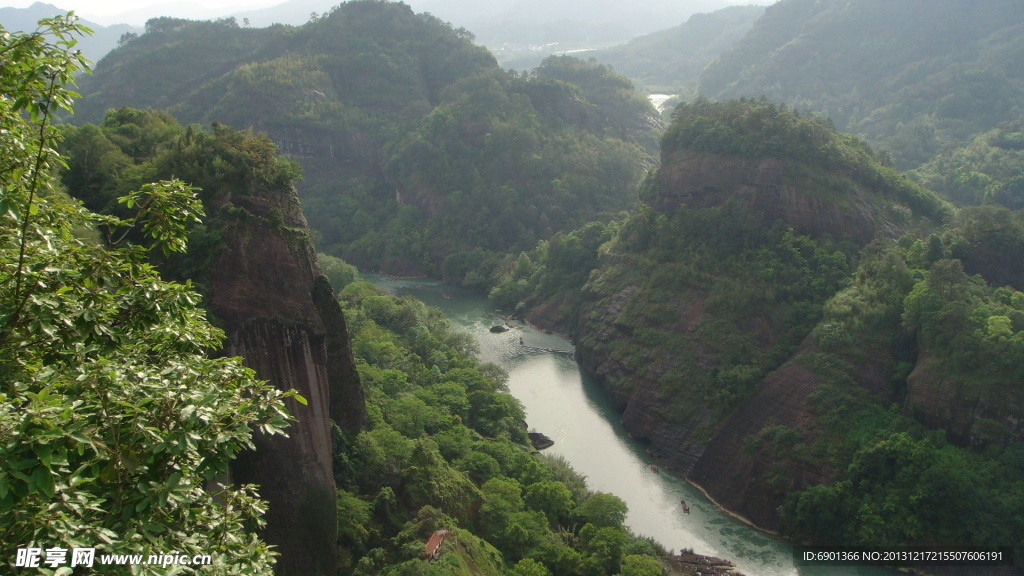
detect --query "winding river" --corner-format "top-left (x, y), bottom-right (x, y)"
top-left (373, 277), bottom-right (899, 576)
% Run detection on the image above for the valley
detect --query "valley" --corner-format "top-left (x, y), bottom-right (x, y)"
top-left (2, 1), bottom-right (1023, 575)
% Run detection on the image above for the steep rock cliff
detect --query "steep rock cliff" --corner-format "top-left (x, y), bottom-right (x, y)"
top-left (206, 184), bottom-right (365, 575)
top-left (653, 150), bottom-right (905, 244)
top-left (571, 137), bottom-right (935, 528)
top-left (905, 355), bottom-right (1024, 447)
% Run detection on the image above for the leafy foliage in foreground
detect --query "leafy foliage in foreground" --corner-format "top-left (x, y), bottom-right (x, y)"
top-left (1, 16), bottom-right (293, 574)
top-left (329, 278), bottom-right (668, 576)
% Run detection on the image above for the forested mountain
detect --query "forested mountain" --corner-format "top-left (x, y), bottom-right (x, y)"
top-left (72, 0), bottom-right (659, 278)
top-left (494, 99), bottom-right (1024, 552)
top-left (588, 5), bottom-right (764, 95)
top-left (696, 0), bottom-right (1024, 176)
top-left (911, 118), bottom-right (1024, 210)
top-left (55, 113), bottom-right (673, 575)
top-left (15, 1), bottom-right (1024, 571)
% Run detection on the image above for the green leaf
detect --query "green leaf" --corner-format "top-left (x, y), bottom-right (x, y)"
top-left (32, 467), bottom-right (55, 499)
top-left (33, 444), bottom-right (52, 467)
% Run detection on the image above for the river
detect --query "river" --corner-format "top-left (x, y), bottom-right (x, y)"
top-left (372, 276), bottom-right (899, 576)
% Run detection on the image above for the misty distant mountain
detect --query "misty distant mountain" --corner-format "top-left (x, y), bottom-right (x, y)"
top-left (237, 0), bottom-right (765, 32)
top-left (3, 0), bottom-right (775, 69)
top-left (234, 0), bottom-right (775, 66)
top-left (0, 2), bottom-right (141, 66)
top-left (588, 5), bottom-right (764, 94)
top-left (698, 0), bottom-right (1024, 170)
top-left (102, 1), bottom-right (240, 26)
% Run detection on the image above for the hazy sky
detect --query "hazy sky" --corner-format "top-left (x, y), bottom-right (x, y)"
top-left (1, 0), bottom-right (282, 23)
top-left (2, 0), bottom-right (778, 27)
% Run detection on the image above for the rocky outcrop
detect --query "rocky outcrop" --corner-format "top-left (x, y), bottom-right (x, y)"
top-left (653, 150), bottom-right (905, 244)
top-left (207, 182), bottom-right (365, 575)
top-left (906, 355), bottom-right (1024, 447)
top-left (574, 282), bottom-right (713, 474)
top-left (689, 354), bottom-right (825, 530)
top-left (528, 432), bottom-right (555, 450)
top-left (667, 552), bottom-right (744, 576)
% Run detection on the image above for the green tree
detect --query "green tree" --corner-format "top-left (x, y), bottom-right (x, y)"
top-left (1, 15), bottom-right (295, 574)
top-left (617, 554), bottom-right (665, 576)
top-left (523, 480), bottom-right (574, 523)
top-left (512, 558), bottom-right (551, 576)
top-left (579, 493), bottom-right (628, 529)
top-left (319, 252), bottom-right (360, 293)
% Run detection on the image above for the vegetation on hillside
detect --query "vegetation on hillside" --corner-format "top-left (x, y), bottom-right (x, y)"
top-left (661, 98), bottom-right (952, 221)
top-left (16, 1), bottom-right (1024, 568)
top-left (779, 229), bottom-right (1024, 550)
top-left (910, 118), bottom-right (1024, 209)
top-left (491, 99), bottom-right (950, 332)
top-left (54, 64), bottom-right (674, 575)
top-left (58, 108), bottom-right (303, 297)
top-left (71, 1), bottom-right (659, 277)
top-left (330, 277), bottom-right (671, 575)
top-left (499, 97), bottom-right (1024, 555)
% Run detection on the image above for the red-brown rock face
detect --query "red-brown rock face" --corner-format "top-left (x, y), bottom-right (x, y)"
top-left (207, 185), bottom-right (365, 575)
top-left (906, 355), bottom-right (1024, 447)
top-left (653, 150), bottom-right (904, 244)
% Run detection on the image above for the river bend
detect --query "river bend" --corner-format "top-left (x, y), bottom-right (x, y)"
top-left (373, 277), bottom-right (898, 576)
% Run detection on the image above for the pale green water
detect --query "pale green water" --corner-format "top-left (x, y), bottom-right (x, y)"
top-left (373, 277), bottom-right (899, 576)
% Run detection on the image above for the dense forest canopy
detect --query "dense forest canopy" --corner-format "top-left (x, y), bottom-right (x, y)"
top-left (660, 98), bottom-right (952, 221)
top-left (329, 277), bottom-right (672, 575)
top-left (71, 0), bottom-right (659, 278)
top-left (36, 23), bottom-right (680, 575)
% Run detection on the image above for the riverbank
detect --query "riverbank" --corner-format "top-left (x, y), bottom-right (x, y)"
top-left (667, 552), bottom-right (745, 576)
top-left (686, 477), bottom-right (781, 536)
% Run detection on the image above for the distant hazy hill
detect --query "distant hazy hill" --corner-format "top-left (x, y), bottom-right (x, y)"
top-left (588, 5), bottom-right (764, 94)
top-left (698, 0), bottom-right (1024, 171)
top-left (235, 0), bottom-right (773, 67)
top-left (0, 2), bottom-right (141, 66)
top-left (4, 0), bottom-right (774, 69)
